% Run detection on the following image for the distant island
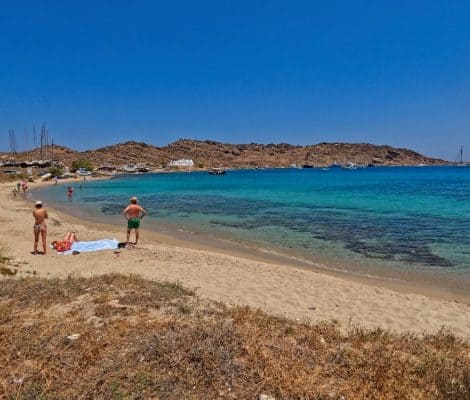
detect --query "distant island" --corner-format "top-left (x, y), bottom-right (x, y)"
top-left (1, 139), bottom-right (448, 169)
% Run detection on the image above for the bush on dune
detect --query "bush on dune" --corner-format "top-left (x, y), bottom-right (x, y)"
top-left (0, 274), bottom-right (468, 399)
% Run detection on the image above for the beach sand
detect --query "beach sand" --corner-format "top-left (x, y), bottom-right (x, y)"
top-left (1, 180), bottom-right (469, 338)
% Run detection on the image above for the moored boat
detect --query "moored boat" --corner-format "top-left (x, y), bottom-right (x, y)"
top-left (208, 168), bottom-right (227, 175)
top-left (342, 162), bottom-right (358, 170)
top-left (455, 146), bottom-right (470, 166)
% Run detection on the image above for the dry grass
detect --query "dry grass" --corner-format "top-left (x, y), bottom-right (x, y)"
top-left (0, 274), bottom-right (468, 399)
top-left (0, 173), bottom-right (29, 182)
top-left (0, 246), bottom-right (16, 276)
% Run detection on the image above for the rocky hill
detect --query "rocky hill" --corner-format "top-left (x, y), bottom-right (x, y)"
top-left (1, 139), bottom-right (447, 168)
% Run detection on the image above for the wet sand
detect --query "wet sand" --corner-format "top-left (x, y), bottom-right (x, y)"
top-left (1, 179), bottom-right (470, 338)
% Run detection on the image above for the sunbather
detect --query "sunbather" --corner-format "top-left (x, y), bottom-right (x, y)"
top-left (52, 232), bottom-right (78, 252)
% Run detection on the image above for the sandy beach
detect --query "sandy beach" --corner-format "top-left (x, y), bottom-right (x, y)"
top-left (1, 179), bottom-right (469, 339)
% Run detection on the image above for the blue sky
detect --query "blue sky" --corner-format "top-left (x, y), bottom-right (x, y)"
top-left (1, 1), bottom-right (469, 160)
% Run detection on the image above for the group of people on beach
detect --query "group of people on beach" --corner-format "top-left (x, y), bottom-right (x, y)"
top-left (31, 196), bottom-right (147, 255)
top-left (12, 180), bottom-right (28, 198)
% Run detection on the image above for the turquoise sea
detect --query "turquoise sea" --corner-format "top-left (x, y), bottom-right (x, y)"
top-left (35, 167), bottom-right (470, 290)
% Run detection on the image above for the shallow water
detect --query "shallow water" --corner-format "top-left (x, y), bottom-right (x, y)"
top-left (35, 167), bottom-right (470, 283)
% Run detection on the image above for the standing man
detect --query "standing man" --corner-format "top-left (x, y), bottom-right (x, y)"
top-left (122, 196), bottom-right (147, 245)
top-left (32, 201), bottom-right (48, 255)
top-left (67, 185), bottom-right (73, 199)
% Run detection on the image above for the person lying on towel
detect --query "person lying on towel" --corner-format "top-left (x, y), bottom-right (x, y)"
top-left (52, 232), bottom-right (78, 252)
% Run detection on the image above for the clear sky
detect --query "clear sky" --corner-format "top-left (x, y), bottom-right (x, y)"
top-left (1, 1), bottom-right (469, 160)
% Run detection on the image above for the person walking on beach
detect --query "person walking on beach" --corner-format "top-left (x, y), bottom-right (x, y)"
top-left (21, 180), bottom-right (28, 194)
top-left (123, 196), bottom-right (147, 245)
top-left (32, 201), bottom-right (48, 255)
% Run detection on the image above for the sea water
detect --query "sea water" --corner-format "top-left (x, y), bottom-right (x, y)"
top-left (35, 167), bottom-right (470, 286)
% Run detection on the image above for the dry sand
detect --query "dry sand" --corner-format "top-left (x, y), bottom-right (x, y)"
top-left (1, 180), bottom-right (469, 338)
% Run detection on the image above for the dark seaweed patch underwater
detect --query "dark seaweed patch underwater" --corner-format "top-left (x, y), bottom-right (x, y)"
top-left (82, 192), bottom-right (468, 269)
top-left (37, 167), bottom-right (470, 274)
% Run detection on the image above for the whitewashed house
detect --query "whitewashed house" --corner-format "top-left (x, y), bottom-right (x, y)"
top-left (168, 159), bottom-right (194, 168)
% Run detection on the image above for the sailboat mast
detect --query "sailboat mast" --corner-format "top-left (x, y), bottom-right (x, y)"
top-left (461, 146), bottom-right (464, 164)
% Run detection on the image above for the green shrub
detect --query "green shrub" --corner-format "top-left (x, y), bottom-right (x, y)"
top-left (49, 166), bottom-right (64, 177)
top-left (70, 159), bottom-right (93, 173)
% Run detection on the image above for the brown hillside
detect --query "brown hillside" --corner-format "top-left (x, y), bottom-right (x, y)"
top-left (1, 139), bottom-right (447, 168)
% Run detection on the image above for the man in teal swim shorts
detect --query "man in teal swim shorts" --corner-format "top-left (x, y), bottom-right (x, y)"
top-left (123, 196), bottom-right (147, 245)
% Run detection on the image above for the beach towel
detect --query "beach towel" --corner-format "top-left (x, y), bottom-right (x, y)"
top-left (62, 239), bottom-right (119, 255)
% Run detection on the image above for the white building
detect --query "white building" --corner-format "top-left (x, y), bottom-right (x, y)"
top-left (169, 159), bottom-right (194, 167)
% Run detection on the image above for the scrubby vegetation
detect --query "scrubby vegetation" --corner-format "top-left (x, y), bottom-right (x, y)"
top-left (0, 246), bottom-right (16, 276)
top-left (70, 159), bottom-right (93, 172)
top-left (0, 172), bottom-right (28, 182)
top-left (1, 274), bottom-right (468, 399)
top-left (48, 166), bottom-right (64, 177)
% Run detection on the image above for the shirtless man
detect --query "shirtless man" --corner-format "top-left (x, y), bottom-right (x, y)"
top-left (122, 196), bottom-right (147, 245)
top-left (32, 201), bottom-right (48, 255)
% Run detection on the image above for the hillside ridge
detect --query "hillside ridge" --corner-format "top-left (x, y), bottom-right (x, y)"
top-left (1, 139), bottom-right (448, 168)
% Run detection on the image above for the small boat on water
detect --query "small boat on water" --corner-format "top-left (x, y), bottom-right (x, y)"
top-left (342, 162), bottom-right (358, 170)
top-left (208, 168), bottom-right (227, 175)
top-left (455, 146), bottom-right (470, 166)
top-left (302, 164), bottom-right (314, 169)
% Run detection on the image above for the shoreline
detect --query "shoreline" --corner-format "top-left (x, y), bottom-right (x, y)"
top-left (2, 179), bottom-right (470, 338)
top-left (31, 176), bottom-right (470, 303)
top-left (38, 200), bottom-right (470, 304)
